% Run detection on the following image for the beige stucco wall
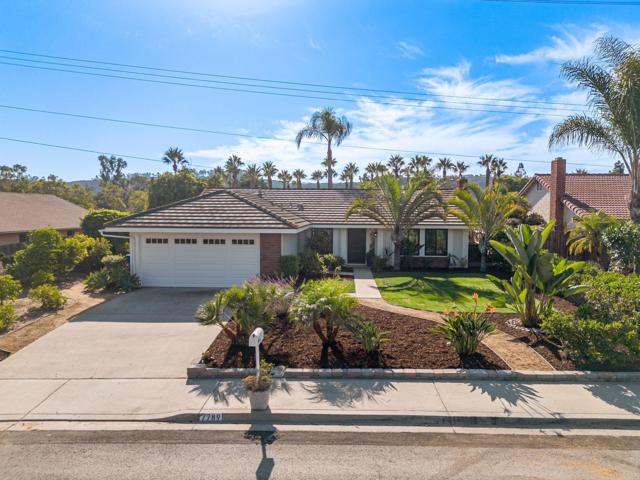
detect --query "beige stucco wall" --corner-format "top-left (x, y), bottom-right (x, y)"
top-left (0, 233), bottom-right (20, 246)
top-left (525, 185), bottom-right (550, 222)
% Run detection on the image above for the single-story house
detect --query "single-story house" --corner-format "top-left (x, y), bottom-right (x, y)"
top-left (519, 157), bottom-right (631, 251)
top-left (0, 192), bottom-right (88, 250)
top-left (103, 188), bottom-right (469, 288)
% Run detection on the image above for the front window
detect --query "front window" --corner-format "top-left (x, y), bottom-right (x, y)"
top-left (401, 229), bottom-right (422, 256)
top-left (307, 228), bottom-right (333, 254)
top-left (424, 229), bottom-right (447, 256)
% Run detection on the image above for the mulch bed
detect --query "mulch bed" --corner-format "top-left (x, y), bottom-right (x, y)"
top-left (202, 305), bottom-right (509, 370)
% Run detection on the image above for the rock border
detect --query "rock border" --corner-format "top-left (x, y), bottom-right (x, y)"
top-left (187, 364), bottom-right (640, 382)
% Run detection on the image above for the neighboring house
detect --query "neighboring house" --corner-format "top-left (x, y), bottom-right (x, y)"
top-left (103, 188), bottom-right (469, 288)
top-left (0, 192), bottom-right (88, 249)
top-left (520, 157), bottom-right (631, 251)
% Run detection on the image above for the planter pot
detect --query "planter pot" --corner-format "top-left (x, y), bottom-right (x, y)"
top-left (248, 389), bottom-right (270, 411)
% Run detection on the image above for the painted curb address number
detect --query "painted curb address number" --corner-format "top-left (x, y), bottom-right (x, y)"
top-left (199, 413), bottom-right (223, 423)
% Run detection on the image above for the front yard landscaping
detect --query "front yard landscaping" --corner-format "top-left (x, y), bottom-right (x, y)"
top-left (374, 271), bottom-right (509, 312)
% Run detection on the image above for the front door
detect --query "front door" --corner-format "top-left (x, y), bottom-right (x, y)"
top-left (347, 229), bottom-right (366, 264)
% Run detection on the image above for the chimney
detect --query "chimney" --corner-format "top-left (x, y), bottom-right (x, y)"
top-left (549, 157), bottom-right (566, 253)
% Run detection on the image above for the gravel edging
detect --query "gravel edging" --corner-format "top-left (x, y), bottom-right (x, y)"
top-left (187, 364), bottom-right (640, 382)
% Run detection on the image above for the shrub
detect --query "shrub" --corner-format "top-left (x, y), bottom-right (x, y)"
top-left (0, 274), bottom-right (21, 304)
top-left (578, 271), bottom-right (640, 322)
top-left (75, 236), bottom-right (112, 273)
top-left (248, 277), bottom-right (296, 318)
top-left (432, 294), bottom-right (496, 357)
top-left (280, 255), bottom-right (299, 277)
top-left (290, 278), bottom-right (359, 345)
top-left (81, 209), bottom-right (129, 238)
top-left (29, 271), bottom-right (56, 287)
top-left (603, 220), bottom-right (640, 273)
top-left (0, 303), bottom-right (17, 329)
top-left (350, 320), bottom-right (388, 353)
top-left (28, 284), bottom-right (66, 310)
top-left (242, 360), bottom-right (274, 391)
top-left (84, 269), bottom-right (110, 292)
top-left (83, 254), bottom-right (140, 293)
top-left (299, 249), bottom-right (324, 277)
top-left (320, 254), bottom-right (346, 272)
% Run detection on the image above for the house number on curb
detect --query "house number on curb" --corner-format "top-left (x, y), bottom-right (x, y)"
top-left (199, 413), bottom-right (223, 422)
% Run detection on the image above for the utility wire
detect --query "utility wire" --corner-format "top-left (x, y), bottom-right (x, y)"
top-left (483, 0), bottom-right (640, 4)
top-left (0, 47), bottom-right (586, 107)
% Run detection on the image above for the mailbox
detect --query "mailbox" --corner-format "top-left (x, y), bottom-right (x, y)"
top-left (249, 328), bottom-right (264, 347)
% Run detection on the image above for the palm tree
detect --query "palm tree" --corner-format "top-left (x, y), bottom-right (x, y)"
top-left (321, 156), bottom-right (337, 185)
top-left (292, 169), bottom-right (307, 189)
top-left (449, 183), bottom-right (518, 273)
top-left (277, 170), bottom-right (292, 189)
top-left (549, 36), bottom-right (640, 222)
top-left (437, 157), bottom-right (454, 179)
top-left (295, 107), bottom-right (352, 189)
top-left (162, 147), bottom-right (188, 174)
top-left (346, 174), bottom-right (446, 270)
top-left (310, 170), bottom-right (325, 189)
top-left (339, 170), bottom-right (349, 188)
top-left (262, 161), bottom-right (278, 189)
top-left (454, 161), bottom-right (469, 179)
top-left (365, 162), bottom-right (386, 179)
top-left (567, 211), bottom-right (616, 265)
top-left (407, 155), bottom-right (431, 178)
top-left (207, 166), bottom-right (227, 188)
top-left (387, 155), bottom-right (405, 179)
top-left (243, 164), bottom-right (262, 188)
top-left (225, 154), bottom-right (244, 188)
top-left (478, 154), bottom-right (497, 187)
top-left (574, 168), bottom-right (589, 174)
top-left (491, 158), bottom-right (508, 180)
top-left (342, 162), bottom-right (359, 189)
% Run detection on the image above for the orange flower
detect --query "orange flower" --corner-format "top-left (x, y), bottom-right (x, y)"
top-left (472, 292), bottom-right (479, 301)
top-left (485, 304), bottom-right (496, 313)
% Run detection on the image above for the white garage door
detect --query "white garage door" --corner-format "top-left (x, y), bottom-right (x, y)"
top-left (136, 234), bottom-right (260, 287)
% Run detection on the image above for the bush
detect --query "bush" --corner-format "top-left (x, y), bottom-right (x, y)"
top-left (299, 249), bottom-right (324, 277)
top-left (579, 271), bottom-right (640, 322)
top-left (80, 209), bottom-right (129, 238)
top-left (0, 274), bottom-right (21, 304)
top-left (319, 254), bottom-right (345, 272)
top-left (0, 303), bottom-right (17, 329)
top-left (367, 250), bottom-right (391, 273)
top-left (84, 269), bottom-right (110, 292)
top-left (603, 220), bottom-right (640, 273)
top-left (350, 320), bottom-right (388, 353)
top-left (75, 235), bottom-right (112, 273)
top-left (28, 284), bottom-right (66, 310)
top-left (83, 254), bottom-right (140, 293)
top-left (280, 255), bottom-right (299, 277)
top-left (242, 360), bottom-right (274, 391)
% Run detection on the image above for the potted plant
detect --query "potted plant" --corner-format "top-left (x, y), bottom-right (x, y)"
top-left (242, 360), bottom-right (273, 411)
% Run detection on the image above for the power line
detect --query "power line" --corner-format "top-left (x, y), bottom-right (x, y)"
top-left (483, 0), bottom-right (640, 4)
top-left (0, 47), bottom-right (586, 108)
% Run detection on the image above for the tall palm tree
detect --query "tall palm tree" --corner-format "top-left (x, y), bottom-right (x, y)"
top-left (225, 154), bottom-right (244, 188)
top-left (310, 170), bottom-right (325, 189)
top-left (478, 154), bottom-right (497, 187)
top-left (207, 166), bottom-right (227, 188)
top-left (549, 36), bottom-right (640, 222)
top-left (449, 183), bottom-right (518, 273)
top-left (347, 174), bottom-right (446, 270)
top-left (567, 211), bottom-right (616, 265)
top-left (277, 170), bottom-right (292, 189)
top-left (454, 161), bottom-right (469, 179)
top-left (162, 147), bottom-right (188, 174)
top-left (292, 169), bottom-right (307, 189)
top-left (387, 155), bottom-right (405, 179)
top-left (243, 164), bottom-right (262, 188)
top-left (342, 162), bottom-right (359, 189)
top-left (262, 161), bottom-right (278, 189)
top-left (437, 157), bottom-right (454, 179)
top-left (339, 170), bottom-right (349, 188)
top-left (407, 155), bottom-right (430, 178)
top-left (491, 158), bottom-right (508, 180)
top-left (365, 162), bottom-right (386, 179)
top-left (321, 156), bottom-right (337, 184)
top-left (295, 107), bottom-right (352, 189)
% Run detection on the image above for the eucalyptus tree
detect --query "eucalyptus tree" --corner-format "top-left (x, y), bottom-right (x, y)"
top-left (347, 174), bottom-right (445, 270)
top-left (549, 36), bottom-right (640, 222)
top-left (295, 107), bottom-right (352, 189)
top-left (437, 157), bottom-right (454, 179)
top-left (277, 170), bottom-right (292, 189)
top-left (261, 161), bottom-right (278, 188)
top-left (387, 155), bottom-right (405, 179)
top-left (162, 147), bottom-right (188, 174)
top-left (292, 169), bottom-right (307, 189)
top-left (478, 154), bottom-right (497, 187)
top-left (311, 170), bottom-right (325, 189)
top-left (225, 154), bottom-right (244, 188)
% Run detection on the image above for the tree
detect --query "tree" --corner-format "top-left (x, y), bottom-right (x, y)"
top-left (342, 162), bottom-right (359, 189)
top-left (292, 169), bottom-right (306, 189)
top-left (346, 174), bottom-right (445, 270)
top-left (567, 211), bottom-right (616, 265)
top-left (243, 164), bottom-right (262, 188)
top-left (127, 190), bottom-right (148, 213)
top-left (491, 158), bottom-right (508, 180)
top-left (365, 162), bottom-right (386, 179)
top-left (449, 183), bottom-right (518, 273)
top-left (387, 155), bottom-right (405, 179)
top-left (610, 160), bottom-right (626, 175)
top-left (295, 107), bottom-right (352, 189)
top-left (98, 155), bottom-right (128, 187)
top-left (407, 155), bottom-right (431, 178)
top-left (454, 161), bottom-right (469, 179)
top-left (478, 154), bottom-right (497, 187)
top-left (277, 170), bottom-right (292, 189)
top-left (0, 275), bottom-right (21, 304)
top-left (311, 170), bottom-right (324, 189)
top-left (162, 147), bottom-right (188, 174)
top-left (95, 184), bottom-right (127, 211)
top-left (206, 166), bottom-right (227, 188)
top-left (148, 170), bottom-right (205, 208)
top-left (549, 36), bottom-right (640, 223)
top-left (224, 155), bottom-right (244, 188)
top-left (81, 209), bottom-right (129, 237)
top-left (437, 157), bottom-right (454, 179)
top-left (262, 161), bottom-right (278, 188)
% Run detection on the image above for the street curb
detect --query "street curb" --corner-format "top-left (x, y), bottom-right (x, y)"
top-left (187, 364), bottom-right (640, 382)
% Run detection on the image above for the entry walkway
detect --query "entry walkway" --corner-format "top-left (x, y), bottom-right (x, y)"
top-left (352, 267), bottom-right (382, 299)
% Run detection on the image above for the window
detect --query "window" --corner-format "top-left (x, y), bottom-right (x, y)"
top-left (18, 233), bottom-right (28, 243)
top-left (424, 229), bottom-right (448, 256)
top-left (232, 239), bottom-right (255, 245)
top-left (307, 228), bottom-right (333, 254)
top-left (203, 239), bottom-right (226, 245)
top-left (146, 238), bottom-right (168, 244)
top-left (174, 238), bottom-right (197, 245)
top-left (401, 229), bottom-right (422, 256)
top-left (66, 230), bottom-right (75, 238)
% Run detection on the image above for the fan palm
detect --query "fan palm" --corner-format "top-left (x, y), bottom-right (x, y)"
top-left (295, 107), bottom-right (352, 189)
top-left (162, 147), bottom-right (188, 174)
top-left (491, 158), bottom-right (508, 179)
top-left (407, 155), bottom-right (431, 178)
top-left (346, 174), bottom-right (446, 270)
top-left (342, 162), bottom-right (359, 189)
top-left (437, 157), bottom-right (454, 179)
top-left (321, 156), bottom-right (337, 184)
top-left (277, 170), bottom-right (292, 189)
top-left (310, 170), bottom-right (325, 189)
top-left (225, 155), bottom-right (244, 188)
top-left (387, 155), bottom-right (405, 179)
top-left (207, 166), bottom-right (227, 188)
top-left (292, 169), bottom-right (307, 189)
top-left (243, 164), bottom-right (262, 188)
top-left (549, 36), bottom-right (640, 222)
top-left (567, 210), bottom-right (616, 265)
top-left (262, 161), bottom-right (278, 189)
top-left (478, 154), bottom-right (497, 187)
top-left (454, 161), bottom-right (469, 179)
top-left (365, 162), bottom-right (386, 178)
top-left (449, 183), bottom-right (519, 273)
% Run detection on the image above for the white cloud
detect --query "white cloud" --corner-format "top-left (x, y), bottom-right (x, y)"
top-left (397, 41), bottom-right (424, 59)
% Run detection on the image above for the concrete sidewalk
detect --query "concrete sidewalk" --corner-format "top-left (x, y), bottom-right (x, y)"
top-left (2, 377), bottom-right (638, 428)
top-left (353, 267), bottom-right (382, 299)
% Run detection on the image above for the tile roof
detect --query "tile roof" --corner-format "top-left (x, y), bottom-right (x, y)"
top-left (0, 192), bottom-right (87, 234)
top-left (532, 174), bottom-right (631, 218)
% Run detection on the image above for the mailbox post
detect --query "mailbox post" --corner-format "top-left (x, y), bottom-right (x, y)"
top-left (248, 328), bottom-right (265, 382)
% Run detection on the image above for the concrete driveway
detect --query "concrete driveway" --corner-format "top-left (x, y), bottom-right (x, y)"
top-left (0, 288), bottom-right (219, 379)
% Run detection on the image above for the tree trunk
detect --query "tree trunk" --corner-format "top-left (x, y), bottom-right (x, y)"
top-left (479, 237), bottom-right (487, 273)
top-left (523, 289), bottom-right (538, 328)
top-left (630, 166), bottom-right (640, 223)
top-left (327, 142), bottom-right (333, 189)
top-left (485, 168), bottom-right (491, 188)
top-left (393, 243), bottom-right (401, 271)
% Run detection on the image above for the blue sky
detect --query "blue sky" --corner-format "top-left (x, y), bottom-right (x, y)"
top-left (1, 0), bottom-right (639, 181)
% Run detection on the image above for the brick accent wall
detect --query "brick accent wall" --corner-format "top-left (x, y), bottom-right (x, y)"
top-left (549, 157), bottom-right (567, 254)
top-left (260, 233), bottom-right (281, 276)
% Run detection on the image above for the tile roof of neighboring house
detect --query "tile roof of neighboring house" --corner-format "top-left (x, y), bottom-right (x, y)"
top-left (0, 192), bottom-right (88, 234)
top-left (521, 174), bottom-right (631, 219)
top-left (106, 187), bottom-right (464, 230)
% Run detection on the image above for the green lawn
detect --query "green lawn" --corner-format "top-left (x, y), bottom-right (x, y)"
top-left (374, 271), bottom-right (509, 312)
